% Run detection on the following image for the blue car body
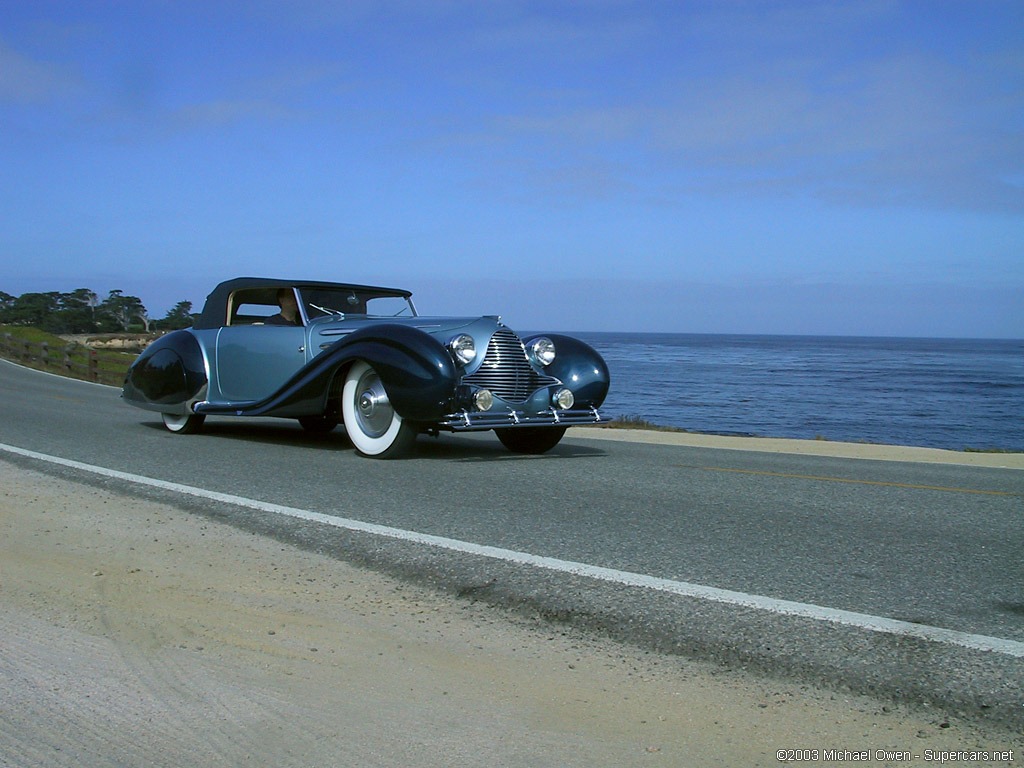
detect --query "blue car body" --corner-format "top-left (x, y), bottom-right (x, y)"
top-left (123, 277), bottom-right (609, 457)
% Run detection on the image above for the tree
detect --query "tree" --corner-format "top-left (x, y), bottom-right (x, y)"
top-left (62, 288), bottom-right (98, 313)
top-left (0, 287), bottom-right (193, 334)
top-left (0, 291), bottom-right (14, 325)
top-left (4, 292), bottom-right (60, 327)
top-left (98, 290), bottom-right (148, 332)
top-left (153, 300), bottom-right (195, 331)
top-left (43, 289), bottom-right (99, 333)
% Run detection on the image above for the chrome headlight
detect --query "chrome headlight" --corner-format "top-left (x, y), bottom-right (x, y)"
top-left (528, 337), bottom-right (556, 367)
top-left (448, 334), bottom-right (476, 365)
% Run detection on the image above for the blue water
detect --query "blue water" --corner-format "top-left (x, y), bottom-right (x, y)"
top-left (572, 333), bottom-right (1024, 452)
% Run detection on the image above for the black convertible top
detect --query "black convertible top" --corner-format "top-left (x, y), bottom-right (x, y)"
top-left (195, 277), bottom-right (412, 330)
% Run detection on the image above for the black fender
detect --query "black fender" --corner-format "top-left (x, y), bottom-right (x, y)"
top-left (330, 324), bottom-right (459, 420)
top-left (122, 330), bottom-right (208, 414)
top-left (195, 324), bottom-right (459, 422)
top-left (523, 333), bottom-right (610, 407)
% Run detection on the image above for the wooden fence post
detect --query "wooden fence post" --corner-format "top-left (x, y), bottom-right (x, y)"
top-left (41, 342), bottom-right (49, 369)
top-left (89, 349), bottom-right (98, 382)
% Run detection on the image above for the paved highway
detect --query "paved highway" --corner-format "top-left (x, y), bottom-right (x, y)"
top-left (2, 358), bottom-right (1022, 725)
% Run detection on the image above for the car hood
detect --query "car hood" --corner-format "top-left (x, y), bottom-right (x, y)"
top-left (308, 315), bottom-right (515, 373)
top-left (312, 313), bottom-right (493, 332)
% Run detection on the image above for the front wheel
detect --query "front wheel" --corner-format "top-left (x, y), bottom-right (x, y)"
top-left (341, 361), bottom-right (417, 458)
top-left (161, 412), bottom-right (206, 434)
top-left (495, 426), bottom-right (567, 455)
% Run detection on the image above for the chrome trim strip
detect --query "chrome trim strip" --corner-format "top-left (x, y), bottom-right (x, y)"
top-left (437, 408), bottom-right (607, 432)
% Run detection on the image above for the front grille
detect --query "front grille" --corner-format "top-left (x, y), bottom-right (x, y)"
top-left (461, 329), bottom-right (558, 402)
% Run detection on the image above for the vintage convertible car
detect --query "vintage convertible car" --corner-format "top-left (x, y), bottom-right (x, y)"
top-left (122, 277), bottom-right (609, 458)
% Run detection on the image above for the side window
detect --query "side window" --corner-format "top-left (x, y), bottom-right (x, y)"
top-left (227, 289), bottom-right (301, 326)
top-left (231, 301), bottom-right (281, 325)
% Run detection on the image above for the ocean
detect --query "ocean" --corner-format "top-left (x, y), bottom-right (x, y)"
top-left (572, 333), bottom-right (1024, 452)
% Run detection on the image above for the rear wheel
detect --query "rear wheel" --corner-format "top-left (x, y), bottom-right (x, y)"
top-left (495, 426), bottom-right (567, 455)
top-left (341, 361), bottom-right (417, 458)
top-left (161, 412), bottom-right (206, 434)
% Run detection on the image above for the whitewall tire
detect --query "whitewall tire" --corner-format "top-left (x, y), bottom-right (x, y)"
top-left (161, 412), bottom-right (206, 434)
top-left (341, 361), bottom-right (417, 458)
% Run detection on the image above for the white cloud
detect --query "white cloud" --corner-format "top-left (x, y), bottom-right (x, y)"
top-left (0, 38), bottom-right (83, 102)
top-left (464, 42), bottom-right (1023, 211)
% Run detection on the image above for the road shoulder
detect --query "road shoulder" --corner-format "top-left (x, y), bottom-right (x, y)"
top-left (2, 459), bottom-right (1020, 767)
top-left (573, 427), bottom-right (1024, 468)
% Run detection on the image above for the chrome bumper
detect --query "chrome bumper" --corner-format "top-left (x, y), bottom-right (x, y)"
top-left (438, 406), bottom-right (606, 431)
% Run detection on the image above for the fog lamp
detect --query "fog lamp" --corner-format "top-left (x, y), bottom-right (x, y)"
top-left (473, 389), bottom-right (494, 411)
top-left (553, 388), bottom-right (574, 410)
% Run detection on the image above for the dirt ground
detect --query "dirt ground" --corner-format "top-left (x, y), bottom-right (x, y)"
top-left (573, 428), bottom-right (1024, 469)
top-left (1, 461), bottom-right (1020, 768)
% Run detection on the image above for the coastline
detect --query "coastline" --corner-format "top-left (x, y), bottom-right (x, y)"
top-left (1, 355), bottom-right (1021, 468)
top-left (574, 427), bottom-right (1024, 469)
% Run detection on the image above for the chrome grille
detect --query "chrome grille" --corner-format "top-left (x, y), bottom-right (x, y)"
top-left (461, 329), bottom-right (558, 402)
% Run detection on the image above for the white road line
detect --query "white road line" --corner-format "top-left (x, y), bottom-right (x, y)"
top-left (3, 441), bottom-right (1024, 659)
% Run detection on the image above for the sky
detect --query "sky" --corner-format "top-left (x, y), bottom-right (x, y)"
top-left (2, 0), bottom-right (1022, 337)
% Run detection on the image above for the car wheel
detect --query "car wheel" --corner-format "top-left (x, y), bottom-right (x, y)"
top-left (495, 426), bottom-right (567, 454)
top-left (298, 415), bottom-right (339, 434)
top-left (161, 412), bottom-right (206, 435)
top-left (341, 361), bottom-right (417, 458)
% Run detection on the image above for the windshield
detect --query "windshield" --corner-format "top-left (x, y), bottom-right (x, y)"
top-left (299, 288), bottom-right (416, 319)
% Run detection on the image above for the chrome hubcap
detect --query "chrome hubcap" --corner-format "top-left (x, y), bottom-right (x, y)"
top-left (354, 369), bottom-right (393, 438)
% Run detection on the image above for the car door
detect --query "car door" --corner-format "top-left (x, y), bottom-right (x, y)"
top-left (214, 325), bottom-right (308, 402)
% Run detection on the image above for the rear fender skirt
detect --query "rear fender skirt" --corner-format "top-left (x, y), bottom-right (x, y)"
top-left (522, 333), bottom-right (610, 408)
top-left (195, 324), bottom-right (459, 421)
top-left (122, 330), bottom-right (208, 414)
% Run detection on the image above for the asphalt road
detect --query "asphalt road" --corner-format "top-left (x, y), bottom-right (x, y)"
top-left (2, 358), bottom-right (1023, 726)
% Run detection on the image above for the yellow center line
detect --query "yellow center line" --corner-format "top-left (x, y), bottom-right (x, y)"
top-left (674, 465), bottom-right (1021, 496)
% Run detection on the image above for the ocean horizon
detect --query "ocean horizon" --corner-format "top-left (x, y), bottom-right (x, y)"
top-left (567, 332), bottom-right (1024, 453)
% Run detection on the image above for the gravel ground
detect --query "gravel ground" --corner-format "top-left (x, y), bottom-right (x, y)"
top-left (1, 460), bottom-right (1020, 768)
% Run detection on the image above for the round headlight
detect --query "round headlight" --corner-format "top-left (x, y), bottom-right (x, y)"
top-left (529, 337), bottom-right (556, 366)
top-left (448, 334), bottom-right (476, 365)
top-left (553, 388), bottom-right (574, 410)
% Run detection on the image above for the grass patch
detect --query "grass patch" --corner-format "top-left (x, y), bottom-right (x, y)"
top-left (600, 414), bottom-right (692, 433)
top-left (0, 325), bottom-right (137, 386)
top-left (0, 326), bottom-right (60, 345)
